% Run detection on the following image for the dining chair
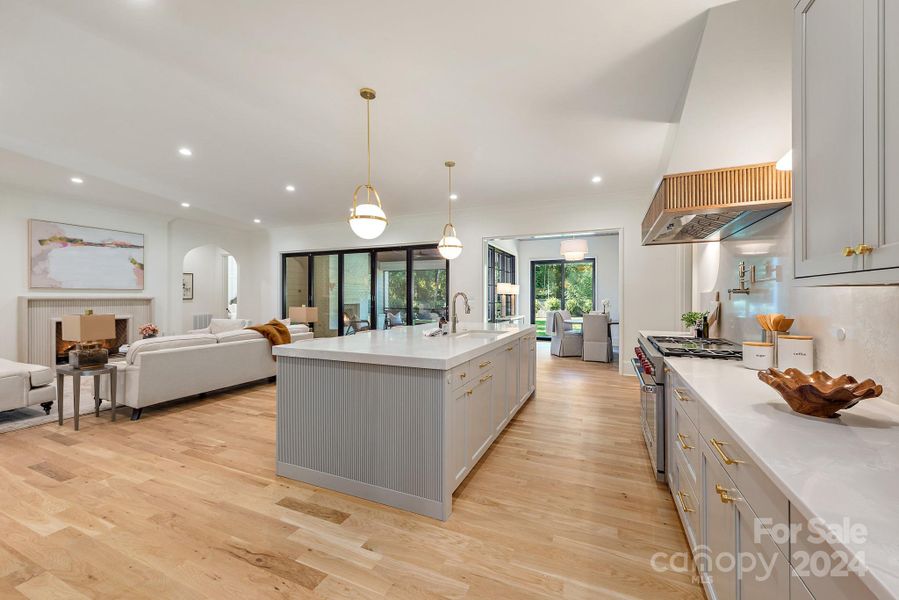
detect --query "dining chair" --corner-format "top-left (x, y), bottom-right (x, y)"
top-left (582, 313), bottom-right (612, 362)
top-left (550, 311), bottom-right (583, 357)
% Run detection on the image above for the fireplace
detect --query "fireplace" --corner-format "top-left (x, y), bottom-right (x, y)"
top-left (54, 317), bottom-right (130, 365)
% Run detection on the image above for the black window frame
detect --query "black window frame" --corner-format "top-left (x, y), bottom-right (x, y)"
top-left (281, 243), bottom-right (449, 336)
top-left (487, 245), bottom-right (517, 323)
top-left (530, 257), bottom-right (596, 340)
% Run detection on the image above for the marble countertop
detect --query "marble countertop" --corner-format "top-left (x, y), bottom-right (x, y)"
top-left (273, 322), bottom-right (535, 370)
top-left (662, 353), bottom-right (899, 599)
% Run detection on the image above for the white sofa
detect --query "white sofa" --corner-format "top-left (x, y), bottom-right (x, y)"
top-left (0, 359), bottom-right (56, 414)
top-left (102, 324), bottom-right (312, 419)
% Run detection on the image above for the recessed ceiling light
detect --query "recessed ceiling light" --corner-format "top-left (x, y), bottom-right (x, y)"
top-left (253, 218), bottom-right (261, 224)
top-left (178, 147), bottom-right (193, 157)
top-left (180, 202), bottom-right (190, 208)
top-left (285, 184), bottom-right (295, 192)
top-left (70, 176), bottom-right (83, 184)
top-left (591, 175), bottom-right (602, 184)
top-left (449, 193), bottom-right (458, 201)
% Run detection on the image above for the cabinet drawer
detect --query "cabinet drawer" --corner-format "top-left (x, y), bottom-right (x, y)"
top-left (699, 401), bottom-right (789, 558)
top-left (672, 448), bottom-right (701, 552)
top-left (672, 399), bottom-right (700, 489)
top-left (473, 355), bottom-right (496, 376)
top-left (669, 373), bottom-right (699, 426)
top-left (448, 361), bottom-right (471, 390)
top-left (789, 504), bottom-right (876, 600)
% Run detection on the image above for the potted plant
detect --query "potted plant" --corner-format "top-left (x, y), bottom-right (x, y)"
top-left (680, 311), bottom-right (709, 337)
top-left (139, 323), bottom-right (159, 339)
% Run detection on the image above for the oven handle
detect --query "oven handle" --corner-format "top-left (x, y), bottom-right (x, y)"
top-left (631, 358), bottom-right (658, 393)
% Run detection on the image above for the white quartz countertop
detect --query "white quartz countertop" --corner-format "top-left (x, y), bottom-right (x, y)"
top-left (660, 352), bottom-right (899, 599)
top-left (273, 322), bottom-right (535, 370)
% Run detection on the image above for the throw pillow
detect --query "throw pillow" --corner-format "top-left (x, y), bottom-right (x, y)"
top-left (209, 318), bottom-right (243, 335)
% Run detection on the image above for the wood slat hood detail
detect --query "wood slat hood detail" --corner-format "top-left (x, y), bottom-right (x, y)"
top-left (642, 162), bottom-right (792, 245)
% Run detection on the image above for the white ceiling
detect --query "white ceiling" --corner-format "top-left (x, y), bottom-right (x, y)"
top-left (0, 0), bottom-right (728, 229)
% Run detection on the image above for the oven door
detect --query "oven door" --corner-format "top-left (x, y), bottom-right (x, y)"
top-left (632, 358), bottom-right (663, 479)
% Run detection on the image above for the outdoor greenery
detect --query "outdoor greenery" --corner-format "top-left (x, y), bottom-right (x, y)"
top-left (533, 262), bottom-right (594, 334)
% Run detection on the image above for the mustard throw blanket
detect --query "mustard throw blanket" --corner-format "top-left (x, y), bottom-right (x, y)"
top-left (246, 320), bottom-right (291, 360)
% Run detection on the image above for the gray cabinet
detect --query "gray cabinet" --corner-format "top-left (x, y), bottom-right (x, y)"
top-left (450, 384), bottom-right (470, 488)
top-left (794, 0), bottom-right (899, 280)
top-left (467, 370), bottom-right (494, 464)
top-left (518, 336), bottom-right (530, 406)
top-left (501, 342), bottom-right (518, 428)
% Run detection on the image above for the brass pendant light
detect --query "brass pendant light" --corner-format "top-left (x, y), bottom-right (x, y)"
top-left (437, 160), bottom-right (462, 259)
top-left (349, 87), bottom-right (388, 239)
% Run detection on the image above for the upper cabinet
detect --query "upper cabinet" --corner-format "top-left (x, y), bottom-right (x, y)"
top-left (794, 0), bottom-right (899, 280)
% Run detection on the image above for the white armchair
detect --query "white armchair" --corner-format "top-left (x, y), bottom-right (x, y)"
top-left (0, 359), bottom-right (56, 414)
top-left (582, 313), bottom-right (612, 362)
top-left (549, 310), bottom-right (583, 357)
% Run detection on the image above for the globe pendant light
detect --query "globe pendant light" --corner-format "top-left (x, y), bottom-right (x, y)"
top-left (349, 88), bottom-right (388, 239)
top-left (437, 160), bottom-right (463, 259)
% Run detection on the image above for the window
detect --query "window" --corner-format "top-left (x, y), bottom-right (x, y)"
top-left (487, 245), bottom-right (516, 322)
top-left (282, 244), bottom-right (449, 336)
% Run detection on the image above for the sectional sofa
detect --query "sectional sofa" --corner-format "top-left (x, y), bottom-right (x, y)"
top-left (102, 323), bottom-right (312, 419)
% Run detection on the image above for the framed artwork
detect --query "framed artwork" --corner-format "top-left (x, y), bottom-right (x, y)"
top-left (182, 273), bottom-right (194, 300)
top-left (29, 219), bottom-right (144, 290)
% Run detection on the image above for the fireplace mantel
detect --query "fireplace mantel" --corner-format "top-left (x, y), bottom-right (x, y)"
top-left (18, 296), bottom-right (155, 367)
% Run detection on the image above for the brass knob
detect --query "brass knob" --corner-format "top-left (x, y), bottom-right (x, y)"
top-left (842, 246), bottom-right (857, 257)
top-left (855, 244), bottom-right (874, 255)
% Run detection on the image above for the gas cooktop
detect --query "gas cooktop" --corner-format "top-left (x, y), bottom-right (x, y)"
top-left (647, 336), bottom-right (742, 360)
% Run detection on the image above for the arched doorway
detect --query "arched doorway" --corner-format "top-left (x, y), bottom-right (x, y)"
top-left (181, 245), bottom-right (239, 332)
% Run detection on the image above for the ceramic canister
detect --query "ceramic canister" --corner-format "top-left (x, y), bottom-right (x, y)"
top-left (743, 342), bottom-right (774, 370)
top-left (777, 335), bottom-right (815, 372)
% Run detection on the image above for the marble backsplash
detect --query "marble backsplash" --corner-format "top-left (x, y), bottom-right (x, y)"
top-left (693, 208), bottom-right (899, 404)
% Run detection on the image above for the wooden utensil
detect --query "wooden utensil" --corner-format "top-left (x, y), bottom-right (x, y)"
top-left (771, 314), bottom-right (784, 332)
top-left (778, 318), bottom-right (794, 332)
top-left (756, 315), bottom-right (769, 330)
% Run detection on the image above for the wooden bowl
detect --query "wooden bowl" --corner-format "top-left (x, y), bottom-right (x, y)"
top-left (757, 368), bottom-right (883, 418)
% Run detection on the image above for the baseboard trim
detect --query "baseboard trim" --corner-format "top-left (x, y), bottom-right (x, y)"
top-left (275, 461), bottom-right (448, 520)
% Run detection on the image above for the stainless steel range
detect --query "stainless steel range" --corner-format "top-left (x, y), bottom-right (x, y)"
top-left (633, 333), bottom-right (742, 481)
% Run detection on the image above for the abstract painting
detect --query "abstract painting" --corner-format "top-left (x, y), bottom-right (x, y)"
top-left (29, 220), bottom-right (145, 290)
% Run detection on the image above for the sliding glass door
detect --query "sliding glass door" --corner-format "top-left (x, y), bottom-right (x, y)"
top-left (411, 248), bottom-right (448, 325)
top-left (283, 244), bottom-right (448, 336)
top-left (531, 258), bottom-right (595, 338)
top-left (312, 254), bottom-right (339, 337)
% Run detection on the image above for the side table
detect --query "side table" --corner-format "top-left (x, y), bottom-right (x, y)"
top-left (55, 364), bottom-right (118, 431)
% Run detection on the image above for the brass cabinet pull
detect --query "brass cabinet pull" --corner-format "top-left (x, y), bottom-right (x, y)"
top-left (460, 372), bottom-right (467, 379)
top-left (479, 374), bottom-right (493, 383)
top-left (715, 483), bottom-right (739, 504)
top-left (677, 433), bottom-right (694, 450)
top-left (506, 346), bottom-right (514, 352)
top-left (676, 491), bottom-right (695, 513)
top-left (710, 438), bottom-right (744, 465)
top-left (673, 388), bottom-right (690, 402)
top-left (465, 389), bottom-right (473, 396)
top-left (479, 360), bottom-right (492, 368)
top-left (855, 243), bottom-right (874, 255)
top-left (842, 246), bottom-right (857, 257)
top-left (664, 367), bottom-right (671, 374)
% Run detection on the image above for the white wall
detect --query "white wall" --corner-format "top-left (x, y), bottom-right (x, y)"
top-left (263, 192), bottom-right (687, 374)
top-left (167, 219), bottom-right (269, 335)
top-left (0, 187), bottom-right (273, 361)
top-left (0, 187), bottom-right (170, 361)
top-left (181, 245), bottom-right (231, 332)
top-left (694, 209), bottom-right (899, 404)
top-left (513, 235), bottom-right (620, 346)
top-left (666, 0), bottom-right (792, 173)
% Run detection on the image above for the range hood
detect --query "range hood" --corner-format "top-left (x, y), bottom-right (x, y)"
top-left (642, 162), bottom-right (791, 246)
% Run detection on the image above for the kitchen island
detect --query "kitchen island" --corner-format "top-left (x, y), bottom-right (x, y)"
top-left (273, 322), bottom-right (537, 520)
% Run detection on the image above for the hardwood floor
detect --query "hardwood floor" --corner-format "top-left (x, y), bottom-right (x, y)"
top-left (0, 344), bottom-right (704, 599)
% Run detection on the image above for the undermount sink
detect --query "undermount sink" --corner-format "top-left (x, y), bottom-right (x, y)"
top-left (452, 329), bottom-right (503, 339)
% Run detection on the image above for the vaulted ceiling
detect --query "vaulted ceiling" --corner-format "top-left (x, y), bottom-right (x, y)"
top-left (0, 0), bottom-right (729, 228)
